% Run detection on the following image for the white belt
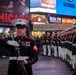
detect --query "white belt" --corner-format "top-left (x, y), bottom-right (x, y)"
top-left (65, 41), bottom-right (68, 42)
top-left (68, 42), bottom-right (72, 44)
top-left (9, 56), bottom-right (29, 60)
top-left (72, 44), bottom-right (76, 46)
top-left (61, 42), bottom-right (64, 43)
top-left (9, 57), bottom-right (17, 60)
top-left (18, 56), bottom-right (29, 60)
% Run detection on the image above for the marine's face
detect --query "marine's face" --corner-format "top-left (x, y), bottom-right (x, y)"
top-left (15, 25), bottom-right (27, 37)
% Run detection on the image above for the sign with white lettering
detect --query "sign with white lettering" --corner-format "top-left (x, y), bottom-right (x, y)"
top-left (48, 16), bottom-right (61, 23)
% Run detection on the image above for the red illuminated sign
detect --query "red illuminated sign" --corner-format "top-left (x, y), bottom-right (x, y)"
top-left (0, 13), bottom-right (29, 25)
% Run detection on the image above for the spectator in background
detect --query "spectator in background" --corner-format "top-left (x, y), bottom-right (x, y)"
top-left (35, 36), bottom-right (41, 53)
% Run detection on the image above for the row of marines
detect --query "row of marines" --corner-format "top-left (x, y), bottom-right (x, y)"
top-left (55, 26), bottom-right (76, 75)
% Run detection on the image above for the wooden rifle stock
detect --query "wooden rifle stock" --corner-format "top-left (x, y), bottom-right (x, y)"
top-left (16, 50), bottom-right (28, 75)
top-left (18, 60), bottom-right (28, 75)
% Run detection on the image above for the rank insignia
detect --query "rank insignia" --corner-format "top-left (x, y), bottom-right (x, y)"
top-left (33, 45), bottom-right (38, 52)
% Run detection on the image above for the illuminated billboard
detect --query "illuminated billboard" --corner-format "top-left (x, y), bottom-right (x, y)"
top-left (0, 0), bottom-right (29, 26)
top-left (31, 14), bottom-right (48, 24)
top-left (61, 18), bottom-right (75, 24)
top-left (48, 16), bottom-right (61, 24)
top-left (30, 0), bottom-right (56, 13)
top-left (30, 0), bottom-right (76, 16)
top-left (56, 0), bottom-right (76, 16)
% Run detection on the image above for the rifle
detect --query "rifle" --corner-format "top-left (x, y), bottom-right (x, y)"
top-left (15, 47), bottom-right (28, 75)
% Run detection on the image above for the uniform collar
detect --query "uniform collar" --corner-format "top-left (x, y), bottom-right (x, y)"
top-left (16, 36), bottom-right (27, 39)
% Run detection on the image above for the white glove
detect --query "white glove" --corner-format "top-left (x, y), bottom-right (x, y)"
top-left (7, 40), bottom-right (19, 46)
top-left (18, 56), bottom-right (29, 64)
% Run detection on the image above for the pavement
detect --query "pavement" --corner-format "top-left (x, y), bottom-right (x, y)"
top-left (0, 55), bottom-right (74, 75)
top-left (0, 58), bottom-right (8, 75)
top-left (32, 55), bottom-right (74, 75)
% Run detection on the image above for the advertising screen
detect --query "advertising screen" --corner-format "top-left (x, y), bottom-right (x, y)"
top-left (0, 0), bottom-right (29, 26)
top-left (30, 0), bottom-right (56, 13)
top-left (31, 14), bottom-right (48, 24)
top-left (56, 0), bottom-right (76, 16)
top-left (48, 16), bottom-right (61, 24)
top-left (30, 0), bottom-right (76, 17)
top-left (61, 18), bottom-right (75, 24)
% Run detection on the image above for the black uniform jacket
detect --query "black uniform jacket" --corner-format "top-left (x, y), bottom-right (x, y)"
top-left (0, 36), bottom-right (38, 75)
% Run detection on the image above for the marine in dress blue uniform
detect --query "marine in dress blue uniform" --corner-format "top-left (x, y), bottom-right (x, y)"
top-left (0, 19), bottom-right (38, 75)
